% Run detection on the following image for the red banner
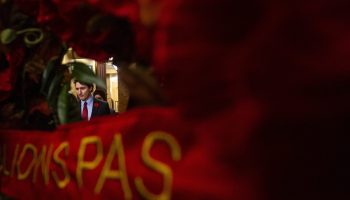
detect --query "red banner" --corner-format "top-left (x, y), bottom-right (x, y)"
top-left (0, 107), bottom-right (250, 199)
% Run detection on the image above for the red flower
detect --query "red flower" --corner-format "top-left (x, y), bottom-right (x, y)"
top-left (33, 0), bottom-right (139, 62)
top-left (93, 102), bottom-right (100, 108)
top-left (0, 48), bottom-right (25, 101)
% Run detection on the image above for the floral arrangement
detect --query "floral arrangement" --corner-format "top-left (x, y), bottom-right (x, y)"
top-left (0, 0), bottom-right (159, 129)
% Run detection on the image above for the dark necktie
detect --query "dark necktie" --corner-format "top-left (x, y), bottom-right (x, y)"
top-left (82, 102), bottom-right (88, 120)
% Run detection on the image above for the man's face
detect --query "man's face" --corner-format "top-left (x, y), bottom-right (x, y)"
top-left (75, 82), bottom-right (92, 101)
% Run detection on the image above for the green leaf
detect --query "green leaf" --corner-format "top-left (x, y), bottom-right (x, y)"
top-left (71, 62), bottom-right (106, 89)
top-left (41, 56), bottom-right (59, 95)
top-left (57, 83), bottom-right (69, 124)
top-left (0, 28), bottom-right (17, 44)
top-left (57, 83), bottom-right (81, 124)
top-left (47, 73), bottom-right (63, 108)
top-left (67, 93), bottom-right (81, 123)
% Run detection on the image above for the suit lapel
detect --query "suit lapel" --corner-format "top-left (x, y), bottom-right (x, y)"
top-left (79, 101), bottom-right (82, 119)
top-left (91, 98), bottom-right (99, 117)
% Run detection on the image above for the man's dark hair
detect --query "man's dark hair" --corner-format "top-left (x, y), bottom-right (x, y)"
top-left (94, 89), bottom-right (107, 101)
top-left (73, 80), bottom-right (93, 88)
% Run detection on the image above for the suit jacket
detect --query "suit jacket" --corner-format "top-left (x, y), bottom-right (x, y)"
top-left (79, 98), bottom-right (110, 120)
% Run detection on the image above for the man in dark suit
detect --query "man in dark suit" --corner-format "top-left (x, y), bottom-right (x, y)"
top-left (74, 80), bottom-right (110, 121)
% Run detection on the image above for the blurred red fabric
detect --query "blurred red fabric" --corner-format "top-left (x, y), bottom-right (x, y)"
top-left (0, 0), bottom-right (347, 199)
